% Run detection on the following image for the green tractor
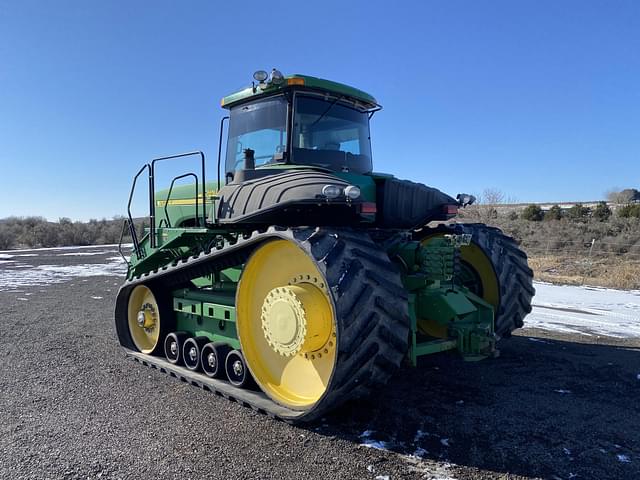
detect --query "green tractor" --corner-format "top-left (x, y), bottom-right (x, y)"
top-left (115, 69), bottom-right (534, 422)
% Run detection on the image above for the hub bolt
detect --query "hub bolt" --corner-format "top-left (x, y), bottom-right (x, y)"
top-left (207, 353), bottom-right (216, 368)
top-left (233, 360), bottom-right (243, 376)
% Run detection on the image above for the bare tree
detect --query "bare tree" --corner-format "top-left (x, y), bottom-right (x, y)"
top-left (481, 188), bottom-right (506, 205)
top-left (461, 188), bottom-right (512, 221)
top-left (607, 188), bottom-right (640, 204)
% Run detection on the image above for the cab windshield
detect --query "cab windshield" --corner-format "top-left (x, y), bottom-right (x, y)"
top-left (225, 96), bottom-right (288, 174)
top-left (292, 95), bottom-right (373, 174)
top-left (224, 93), bottom-right (373, 175)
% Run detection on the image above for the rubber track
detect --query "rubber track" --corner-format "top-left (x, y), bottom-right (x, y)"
top-left (415, 223), bottom-right (535, 339)
top-left (115, 227), bottom-right (410, 422)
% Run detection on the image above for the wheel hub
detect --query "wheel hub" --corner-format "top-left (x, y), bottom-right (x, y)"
top-left (233, 360), bottom-right (243, 376)
top-left (207, 353), bottom-right (216, 368)
top-left (136, 303), bottom-right (156, 330)
top-left (188, 346), bottom-right (197, 362)
top-left (261, 284), bottom-right (331, 357)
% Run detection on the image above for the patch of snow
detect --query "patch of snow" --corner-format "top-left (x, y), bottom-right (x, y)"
top-left (617, 454), bottom-right (631, 463)
top-left (360, 430), bottom-right (391, 451)
top-left (0, 243), bottom-right (131, 254)
top-left (526, 282), bottom-right (640, 338)
top-left (57, 251), bottom-right (113, 256)
top-left (0, 254), bottom-right (13, 259)
top-left (412, 447), bottom-right (428, 458)
top-left (440, 438), bottom-right (450, 447)
top-left (17, 297), bottom-right (28, 301)
top-left (0, 257), bottom-right (126, 291)
top-left (374, 476), bottom-right (389, 480)
top-left (414, 430), bottom-right (428, 442)
top-left (554, 389), bottom-right (572, 394)
top-left (361, 438), bottom-right (390, 450)
top-left (367, 465), bottom-right (374, 473)
top-left (636, 374), bottom-right (640, 381)
top-left (107, 255), bottom-right (129, 263)
top-left (14, 253), bottom-right (38, 257)
top-left (91, 296), bottom-right (103, 299)
top-left (455, 400), bottom-right (464, 405)
top-left (528, 337), bottom-right (550, 344)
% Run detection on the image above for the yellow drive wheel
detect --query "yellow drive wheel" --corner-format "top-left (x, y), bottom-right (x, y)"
top-left (236, 239), bottom-right (337, 410)
top-left (127, 285), bottom-right (162, 354)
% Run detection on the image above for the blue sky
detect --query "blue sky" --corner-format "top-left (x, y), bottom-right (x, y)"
top-left (1, 0), bottom-right (638, 220)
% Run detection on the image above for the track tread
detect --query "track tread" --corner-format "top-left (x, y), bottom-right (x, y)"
top-left (292, 228), bottom-right (410, 421)
top-left (115, 226), bottom-right (410, 423)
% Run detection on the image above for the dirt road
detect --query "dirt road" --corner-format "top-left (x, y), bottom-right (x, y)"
top-left (1, 246), bottom-right (638, 479)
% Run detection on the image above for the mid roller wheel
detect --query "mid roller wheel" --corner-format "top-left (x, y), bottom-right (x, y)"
top-left (183, 336), bottom-right (209, 371)
top-left (201, 342), bottom-right (231, 378)
top-left (225, 350), bottom-right (252, 388)
top-left (164, 332), bottom-right (188, 365)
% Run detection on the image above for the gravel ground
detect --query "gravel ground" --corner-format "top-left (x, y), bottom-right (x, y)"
top-left (1, 247), bottom-right (639, 480)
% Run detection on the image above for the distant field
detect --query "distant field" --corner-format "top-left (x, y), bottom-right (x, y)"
top-left (459, 210), bottom-right (640, 290)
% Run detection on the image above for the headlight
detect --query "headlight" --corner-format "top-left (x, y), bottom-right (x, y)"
top-left (270, 69), bottom-right (285, 85)
top-left (344, 185), bottom-right (361, 199)
top-left (253, 70), bottom-right (268, 82)
top-left (322, 185), bottom-right (342, 199)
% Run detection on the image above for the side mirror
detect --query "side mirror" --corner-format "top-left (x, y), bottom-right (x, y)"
top-left (456, 193), bottom-right (476, 207)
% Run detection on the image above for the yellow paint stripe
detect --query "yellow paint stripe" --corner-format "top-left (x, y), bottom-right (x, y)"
top-left (156, 190), bottom-right (218, 207)
top-left (157, 199), bottom-right (201, 207)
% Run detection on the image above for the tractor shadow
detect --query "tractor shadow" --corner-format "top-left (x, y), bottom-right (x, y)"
top-left (310, 333), bottom-right (640, 479)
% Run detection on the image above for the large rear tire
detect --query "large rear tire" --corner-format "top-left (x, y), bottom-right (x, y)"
top-left (236, 228), bottom-right (410, 419)
top-left (416, 223), bottom-right (534, 339)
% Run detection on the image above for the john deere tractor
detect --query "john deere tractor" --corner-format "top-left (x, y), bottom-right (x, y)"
top-left (115, 69), bottom-right (534, 422)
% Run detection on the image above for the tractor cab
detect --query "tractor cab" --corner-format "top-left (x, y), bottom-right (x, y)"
top-left (213, 69), bottom-right (459, 227)
top-left (221, 70), bottom-right (379, 183)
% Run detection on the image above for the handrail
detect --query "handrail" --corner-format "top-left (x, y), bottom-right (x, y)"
top-left (163, 173), bottom-right (199, 228)
top-left (126, 163), bottom-right (151, 258)
top-left (217, 116), bottom-right (229, 189)
top-left (150, 151), bottom-right (206, 248)
top-left (117, 219), bottom-right (131, 267)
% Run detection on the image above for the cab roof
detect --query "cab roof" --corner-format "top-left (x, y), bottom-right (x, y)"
top-left (220, 74), bottom-right (379, 110)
